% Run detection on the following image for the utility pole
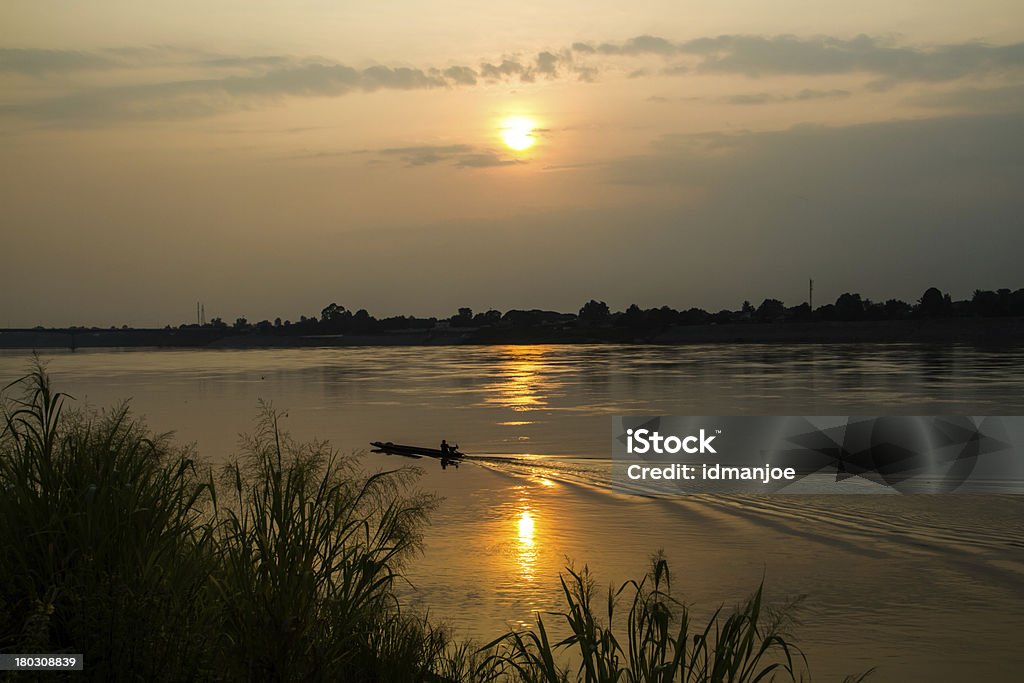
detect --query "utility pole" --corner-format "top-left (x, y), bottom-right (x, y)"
top-left (809, 279), bottom-right (814, 311)
top-left (201, 304), bottom-right (205, 325)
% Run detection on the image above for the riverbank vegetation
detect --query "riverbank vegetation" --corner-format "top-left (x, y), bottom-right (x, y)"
top-left (1, 366), bottom-right (869, 681)
top-left (5, 285), bottom-right (1024, 342)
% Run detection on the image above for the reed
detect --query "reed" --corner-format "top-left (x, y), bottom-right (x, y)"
top-left (474, 557), bottom-right (816, 683)
top-left (0, 362), bottom-right (218, 679)
top-left (209, 402), bottom-right (440, 680)
top-left (0, 364), bottom-right (441, 681)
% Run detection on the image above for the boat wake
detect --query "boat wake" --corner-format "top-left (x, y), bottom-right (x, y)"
top-left (469, 452), bottom-right (1024, 585)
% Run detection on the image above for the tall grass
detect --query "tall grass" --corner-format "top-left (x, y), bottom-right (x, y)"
top-left (0, 365), bottom-right (867, 682)
top-left (0, 364), bottom-right (442, 681)
top-left (0, 363), bottom-right (216, 680)
top-left (210, 403), bottom-right (440, 681)
top-left (475, 559), bottom-right (816, 683)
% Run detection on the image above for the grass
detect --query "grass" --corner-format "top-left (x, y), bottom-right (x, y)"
top-left (477, 560), bottom-right (808, 683)
top-left (0, 364), bottom-right (870, 682)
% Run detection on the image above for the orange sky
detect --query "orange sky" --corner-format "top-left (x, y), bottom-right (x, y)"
top-left (2, 1), bottom-right (1023, 326)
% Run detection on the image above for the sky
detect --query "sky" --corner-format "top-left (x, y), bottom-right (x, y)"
top-left (1, 1), bottom-right (1023, 327)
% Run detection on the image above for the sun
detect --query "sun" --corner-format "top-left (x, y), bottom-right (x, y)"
top-left (501, 116), bottom-right (537, 151)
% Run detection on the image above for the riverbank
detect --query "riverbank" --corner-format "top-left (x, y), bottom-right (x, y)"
top-left (3, 316), bottom-right (1024, 349)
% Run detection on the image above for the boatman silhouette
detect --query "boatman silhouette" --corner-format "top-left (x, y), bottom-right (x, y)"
top-left (439, 439), bottom-right (460, 469)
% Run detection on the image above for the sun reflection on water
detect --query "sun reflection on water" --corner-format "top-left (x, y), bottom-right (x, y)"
top-left (516, 507), bottom-right (538, 582)
top-left (486, 346), bottom-right (554, 411)
top-left (518, 509), bottom-right (535, 541)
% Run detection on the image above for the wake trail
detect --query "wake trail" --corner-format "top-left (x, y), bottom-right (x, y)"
top-left (469, 453), bottom-right (1024, 586)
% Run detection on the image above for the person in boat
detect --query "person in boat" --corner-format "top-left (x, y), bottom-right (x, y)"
top-left (440, 439), bottom-right (450, 456)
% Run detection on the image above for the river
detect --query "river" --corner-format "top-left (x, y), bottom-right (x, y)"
top-left (2, 344), bottom-right (1022, 681)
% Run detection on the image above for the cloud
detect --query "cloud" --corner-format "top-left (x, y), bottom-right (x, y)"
top-left (572, 34), bottom-right (1024, 83)
top-left (661, 64), bottom-right (689, 76)
top-left (584, 35), bottom-right (679, 56)
top-left (476, 52), bottom-right (569, 83)
top-left (443, 65), bottom-right (477, 85)
top-left (480, 58), bottom-right (532, 81)
top-left (536, 51), bottom-right (560, 77)
top-left (372, 144), bottom-right (520, 168)
top-left (910, 84), bottom-right (1024, 113)
top-left (1, 63), bottom-right (450, 123)
top-left (4, 34), bottom-right (1024, 124)
top-left (190, 54), bottom-right (294, 70)
top-left (0, 46), bottom-right (297, 75)
top-left (722, 88), bottom-right (851, 105)
top-left (455, 152), bottom-right (523, 168)
top-left (377, 144), bottom-right (474, 166)
top-left (681, 34), bottom-right (1024, 82)
top-left (0, 48), bottom-right (117, 74)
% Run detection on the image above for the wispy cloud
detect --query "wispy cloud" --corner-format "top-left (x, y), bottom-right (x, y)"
top-left (574, 34), bottom-right (1024, 83)
top-left (573, 35), bottom-right (679, 56)
top-left (0, 48), bottom-right (118, 74)
top-left (910, 83), bottom-right (1024, 113)
top-left (1, 63), bottom-right (451, 123)
top-left (722, 88), bottom-right (851, 105)
top-left (373, 144), bottom-right (522, 168)
top-left (0, 46), bottom-right (294, 75)
top-left (453, 151), bottom-right (523, 168)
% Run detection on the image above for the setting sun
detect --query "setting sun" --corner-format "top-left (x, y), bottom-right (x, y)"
top-left (501, 116), bottom-right (537, 151)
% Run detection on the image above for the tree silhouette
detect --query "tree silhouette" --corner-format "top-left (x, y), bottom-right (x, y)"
top-left (451, 307), bottom-right (474, 327)
top-left (320, 303), bottom-right (348, 323)
top-left (918, 287), bottom-right (948, 317)
top-left (579, 300), bottom-right (610, 323)
top-left (884, 299), bottom-right (911, 319)
top-left (756, 299), bottom-right (785, 322)
top-left (619, 304), bottom-right (646, 327)
top-left (834, 293), bottom-right (864, 320)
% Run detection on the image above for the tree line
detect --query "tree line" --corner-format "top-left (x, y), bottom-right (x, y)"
top-left (189, 285), bottom-right (1024, 335)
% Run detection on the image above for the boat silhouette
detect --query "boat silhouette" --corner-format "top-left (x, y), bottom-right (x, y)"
top-left (370, 441), bottom-right (465, 460)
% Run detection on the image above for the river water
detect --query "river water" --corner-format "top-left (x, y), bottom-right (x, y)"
top-left (2, 344), bottom-right (1023, 681)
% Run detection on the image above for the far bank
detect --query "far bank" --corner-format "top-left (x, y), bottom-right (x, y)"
top-left (3, 316), bottom-right (1024, 349)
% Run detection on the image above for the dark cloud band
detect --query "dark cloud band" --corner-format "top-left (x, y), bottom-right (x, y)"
top-left (2, 34), bottom-right (1023, 124)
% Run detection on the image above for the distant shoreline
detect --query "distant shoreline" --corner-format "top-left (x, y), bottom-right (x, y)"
top-left (3, 316), bottom-right (1024, 349)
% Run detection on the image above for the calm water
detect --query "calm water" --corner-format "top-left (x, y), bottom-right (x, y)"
top-left (2, 344), bottom-right (1023, 681)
